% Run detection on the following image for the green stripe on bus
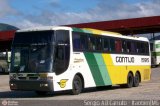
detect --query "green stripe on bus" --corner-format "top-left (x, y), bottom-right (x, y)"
top-left (72, 27), bottom-right (84, 33)
top-left (152, 52), bottom-right (160, 56)
top-left (84, 52), bottom-right (105, 86)
top-left (156, 44), bottom-right (160, 48)
top-left (72, 27), bottom-right (92, 33)
top-left (93, 53), bottom-right (112, 85)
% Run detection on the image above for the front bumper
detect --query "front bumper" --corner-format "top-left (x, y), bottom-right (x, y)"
top-left (10, 80), bottom-right (54, 92)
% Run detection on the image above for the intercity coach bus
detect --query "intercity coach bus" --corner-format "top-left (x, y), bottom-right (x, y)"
top-left (150, 39), bottom-right (160, 67)
top-left (9, 26), bottom-right (151, 95)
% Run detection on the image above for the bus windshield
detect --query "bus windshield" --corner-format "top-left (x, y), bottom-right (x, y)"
top-left (11, 31), bottom-right (54, 73)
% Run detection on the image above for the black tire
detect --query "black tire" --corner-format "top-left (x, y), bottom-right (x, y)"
top-left (133, 72), bottom-right (140, 87)
top-left (126, 73), bottom-right (134, 88)
top-left (35, 91), bottom-right (48, 95)
top-left (71, 75), bottom-right (83, 95)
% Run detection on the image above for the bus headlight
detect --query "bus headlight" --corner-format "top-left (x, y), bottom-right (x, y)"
top-left (40, 83), bottom-right (48, 87)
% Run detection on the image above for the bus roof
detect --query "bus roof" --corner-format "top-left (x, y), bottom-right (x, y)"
top-left (17, 26), bottom-right (149, 42)
top-left (72, 27), bottom-right (149, 42)
top-left (17, 26), bottom-right (71, 32)
top-left (72, 27), bottom-right (122, 36)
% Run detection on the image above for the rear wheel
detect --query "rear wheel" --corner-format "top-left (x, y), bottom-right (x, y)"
top-left (126, 73), bottom-right (134, 88)
top-left (71, 75), bottom-right (83, 95)
top-left (133, 72), bottom-right (140, 87)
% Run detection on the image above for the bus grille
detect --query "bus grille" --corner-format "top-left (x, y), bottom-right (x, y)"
top-left (29, 77), bottom-right (38, 80)
top-left (18, 77), bottom-right (26, 80)
top-left (18, 77), bottom-right (38, 80)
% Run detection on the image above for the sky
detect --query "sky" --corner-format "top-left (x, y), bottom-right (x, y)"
top-left (0, 0), bottom-right (160, 29)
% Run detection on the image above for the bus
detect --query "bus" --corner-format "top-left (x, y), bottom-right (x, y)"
top-left (150, 38), bottom-right (160, 67)
top-left (9, 26), bottom-right (151, 95)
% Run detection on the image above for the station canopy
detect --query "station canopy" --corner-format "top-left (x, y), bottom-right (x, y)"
top-left (67, 16), bottom-right (160, 35)
top-left (0, 23), bottom-right (19, 51)
top-left (0, 23), bottom-right (19, 41)
top-left (0, 16), bottom-right (160, 51)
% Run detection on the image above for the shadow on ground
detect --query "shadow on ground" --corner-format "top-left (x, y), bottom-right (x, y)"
top-left (0, 85), bottom-right (127, 98)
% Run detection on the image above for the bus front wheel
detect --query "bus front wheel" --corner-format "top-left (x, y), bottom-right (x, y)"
top-left (71, 75), bottom-right (83, 95)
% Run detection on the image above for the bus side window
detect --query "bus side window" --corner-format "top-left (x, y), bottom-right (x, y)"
top-left (110, 38), bottom-right (115, 52)
top-left (141, 42), bottom-right (149, 55)
top-left (145, 43), bottom-right (149, 55)
top-left (73, 33), bottom-right (81, 50)
top-left (115, 39), bottom-right (122, 53)
top-left (72, 32), bottom-right (88, 51)
top-left (136, 42), bottom-right (141, 53)
top-left (103, 38), bottom-right (109, 52)
top-left (80, 35), bottom-right (87, 50)
top-left (126, 41), bottom-right (131, 53)
top-left (56, 30), bottom-right (69, 44)
top-left (122, 40), bottom-right (127, 53)
top-left (141, 43), bottom-right (145, 53)
top-left (88, 36), bottom-right (96, 51)
top-left (95, 37), bottom-right (102, 51)
top-left (131, 42), bottom-right (136, 53)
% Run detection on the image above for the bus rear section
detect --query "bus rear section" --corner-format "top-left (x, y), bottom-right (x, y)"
top-left (71, 28), bottom-right (151, 90)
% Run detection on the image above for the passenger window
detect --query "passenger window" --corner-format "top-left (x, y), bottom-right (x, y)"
top-left (126, 41), bottom-right (131, 53)
top-left (88, 36), bottom-right (96, 51)
top-left (110, 39), bottom-right (115, 52)
top-left (95, 37), bottom-right (102, 51)
top-left (122, 40), bottom-right (127, 52)
top-left (115, 39), bottom-right (122, 52)
top-left (56, 30), bottom-right (69, 44)
top-left (103, 38), bottom-right (109, 52)
top-left (73, 33), bottom-right (81, 50)
top-left (145, 43), bottom-right (149, 55)
top-left (141, 42), bottom-right (149, 54)
top-left (80, 35), bottom-right (88, 50)
top-left (136, 42), bottom-right (141, 53)
top-left (141, 43), bottom-right (145, 53)
top-left (72, 32), bottom-right (87, 51)
top-left (131, 42), bottom-right (136, 53)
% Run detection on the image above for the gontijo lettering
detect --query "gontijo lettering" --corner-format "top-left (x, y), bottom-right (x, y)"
top-left (116, 56), bottom-right (134, 63)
